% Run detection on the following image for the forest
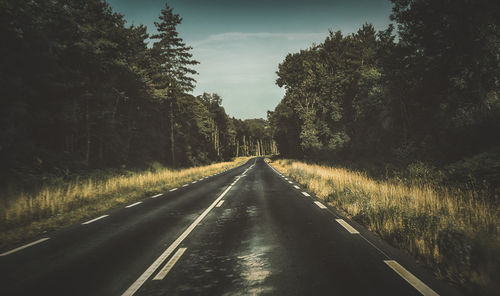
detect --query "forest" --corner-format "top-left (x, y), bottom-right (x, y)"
top-left (269, 2), bottom-right (499, 292)
top-left (269, 0), bottom-right (500, 191)
top-left (0, 0), bottom-right (275, 190)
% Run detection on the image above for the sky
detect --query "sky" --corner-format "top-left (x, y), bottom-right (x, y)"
top-left (107, 0), bottom-right (394, 119)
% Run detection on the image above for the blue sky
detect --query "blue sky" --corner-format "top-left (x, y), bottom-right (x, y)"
top-left (107, 0), bottom-right (393, 119)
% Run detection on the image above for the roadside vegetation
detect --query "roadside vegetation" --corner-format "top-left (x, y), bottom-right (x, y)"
top-left (0, 2), bottom-right (275, 248)
top-left (271, 159), bottom-right (499, 295)
top-left (269, 1), bottom-right (499, 294)
top-left (0, 157), bottom-right (250, 249)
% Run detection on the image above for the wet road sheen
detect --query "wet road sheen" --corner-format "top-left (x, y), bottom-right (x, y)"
top-left (0, 158), bottom-right (460, 296)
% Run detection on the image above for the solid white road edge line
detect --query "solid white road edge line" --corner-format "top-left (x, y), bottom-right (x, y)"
top-left (216, 200), bottom-right (225, 207)
top-left (82, 215), bottom-right (109, 225)
top-left (301, 192), bottom-right (311, 197)
top-left (314, 201), bottom-right (327, 209)
top-left (121, 179), bottom-right (241, 296)
top-left (335, 219), bottom-right (360, 234)
top-left (0, 238), bottom-right (50, 256)
top-left (153, 248), bottom-right (187, 280)
top-left (384, 260), bottom-right (439, 296)
top-left (169, 188), bottom-right (178, 192)
top-left (151, 193), bottom-right (163, 198)
top-left (125, 202), bottom-right (142, 208)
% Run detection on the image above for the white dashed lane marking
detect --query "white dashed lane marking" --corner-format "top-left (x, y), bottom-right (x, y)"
top-left (335, 219), bottom-right (359, 234)
top-left (82, 215), bottom-right (109, 225)
top-left (0, 238), bottom-right (50, 256)
top-left (384, 260), bottom-right (439, 296)
top-left (314, 201), bottom-right (327, 209)
top-left (121, 169), bottom-right (248, 296)
top-left (125, 202), bottom-right (142, 208)
top-left (268, 159), bottom-right (439, 296)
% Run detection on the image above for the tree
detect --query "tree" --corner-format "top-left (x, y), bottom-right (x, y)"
top-left (274, 25), bottom-right (382, 160)
top-left (149, 2), bottom-right (199, 166)
top-left (389, 0), bottom-right (500, 161)
top-left (271, 0), bottom-right (500, 176)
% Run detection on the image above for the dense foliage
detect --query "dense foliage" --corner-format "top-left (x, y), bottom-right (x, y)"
top-left (0, 0), bottom-right (274, 187)
top-left (270, 0), bottom-right (500, 187)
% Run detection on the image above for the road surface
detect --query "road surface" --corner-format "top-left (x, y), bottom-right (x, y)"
top-left (0, 158), bottom-right (461, 295)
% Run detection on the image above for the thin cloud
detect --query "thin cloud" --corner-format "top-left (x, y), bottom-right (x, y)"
top-left (190, 31), bottom-right (329, 118)
top-left (192, 32), bottom-right (327, 46)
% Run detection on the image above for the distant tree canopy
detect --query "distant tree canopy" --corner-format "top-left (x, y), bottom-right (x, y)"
top-left (270, 0), bottom-right (500, 168)
top-left (0, 0), bottom-right (274, 184)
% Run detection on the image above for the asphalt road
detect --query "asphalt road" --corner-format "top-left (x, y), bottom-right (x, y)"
top-left (0, 158), bottom-right (462, 295)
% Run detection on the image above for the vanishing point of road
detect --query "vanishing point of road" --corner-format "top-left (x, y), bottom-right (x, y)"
top-left (0, 158), bottom-right (462, 295)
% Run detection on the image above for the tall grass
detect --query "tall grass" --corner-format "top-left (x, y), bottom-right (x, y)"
top-left (271, 159), bottom-right (499, 295)
top-left (0, 157), bottom-right (250, 247)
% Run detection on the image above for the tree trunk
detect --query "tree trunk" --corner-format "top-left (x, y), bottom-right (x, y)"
top-left (85, 96), bottom-right (91, 166)
top-left (236, 138), bottom-right (239, 157)
top-left (170, 100), bottom-right (175, 166)
top-left (217, 126), bottom-right (220, 159)
top-left (242, 135), bottom-right (246, 156)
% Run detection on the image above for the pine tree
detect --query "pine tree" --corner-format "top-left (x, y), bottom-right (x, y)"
top-left (150, 2), bottom-right (199, 166)
top-left (150, 3), bottom-right (198, 91)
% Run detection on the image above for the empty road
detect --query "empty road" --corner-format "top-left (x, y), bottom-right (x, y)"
top-left (0, 158), bottom-right (461, 295)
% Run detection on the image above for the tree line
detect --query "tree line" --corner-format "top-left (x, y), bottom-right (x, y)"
top-left (0, 0), bottom-right (274, 186)
top-left (269, 0), bottom-right (500, 186)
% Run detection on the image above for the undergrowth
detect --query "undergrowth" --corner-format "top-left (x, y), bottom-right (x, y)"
top-left (271, 159), bottom-right (499, 296)
top-left (0, 157), bottom-right (250, 248)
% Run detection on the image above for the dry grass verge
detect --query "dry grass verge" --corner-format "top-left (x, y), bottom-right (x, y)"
top-left (271, 159), bottom-right (499, 295)
top-left (0, 157), bottom-right (250, 248)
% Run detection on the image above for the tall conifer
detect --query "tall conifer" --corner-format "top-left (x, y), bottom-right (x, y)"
top-left (150, 2), bottom-right (199, 165)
